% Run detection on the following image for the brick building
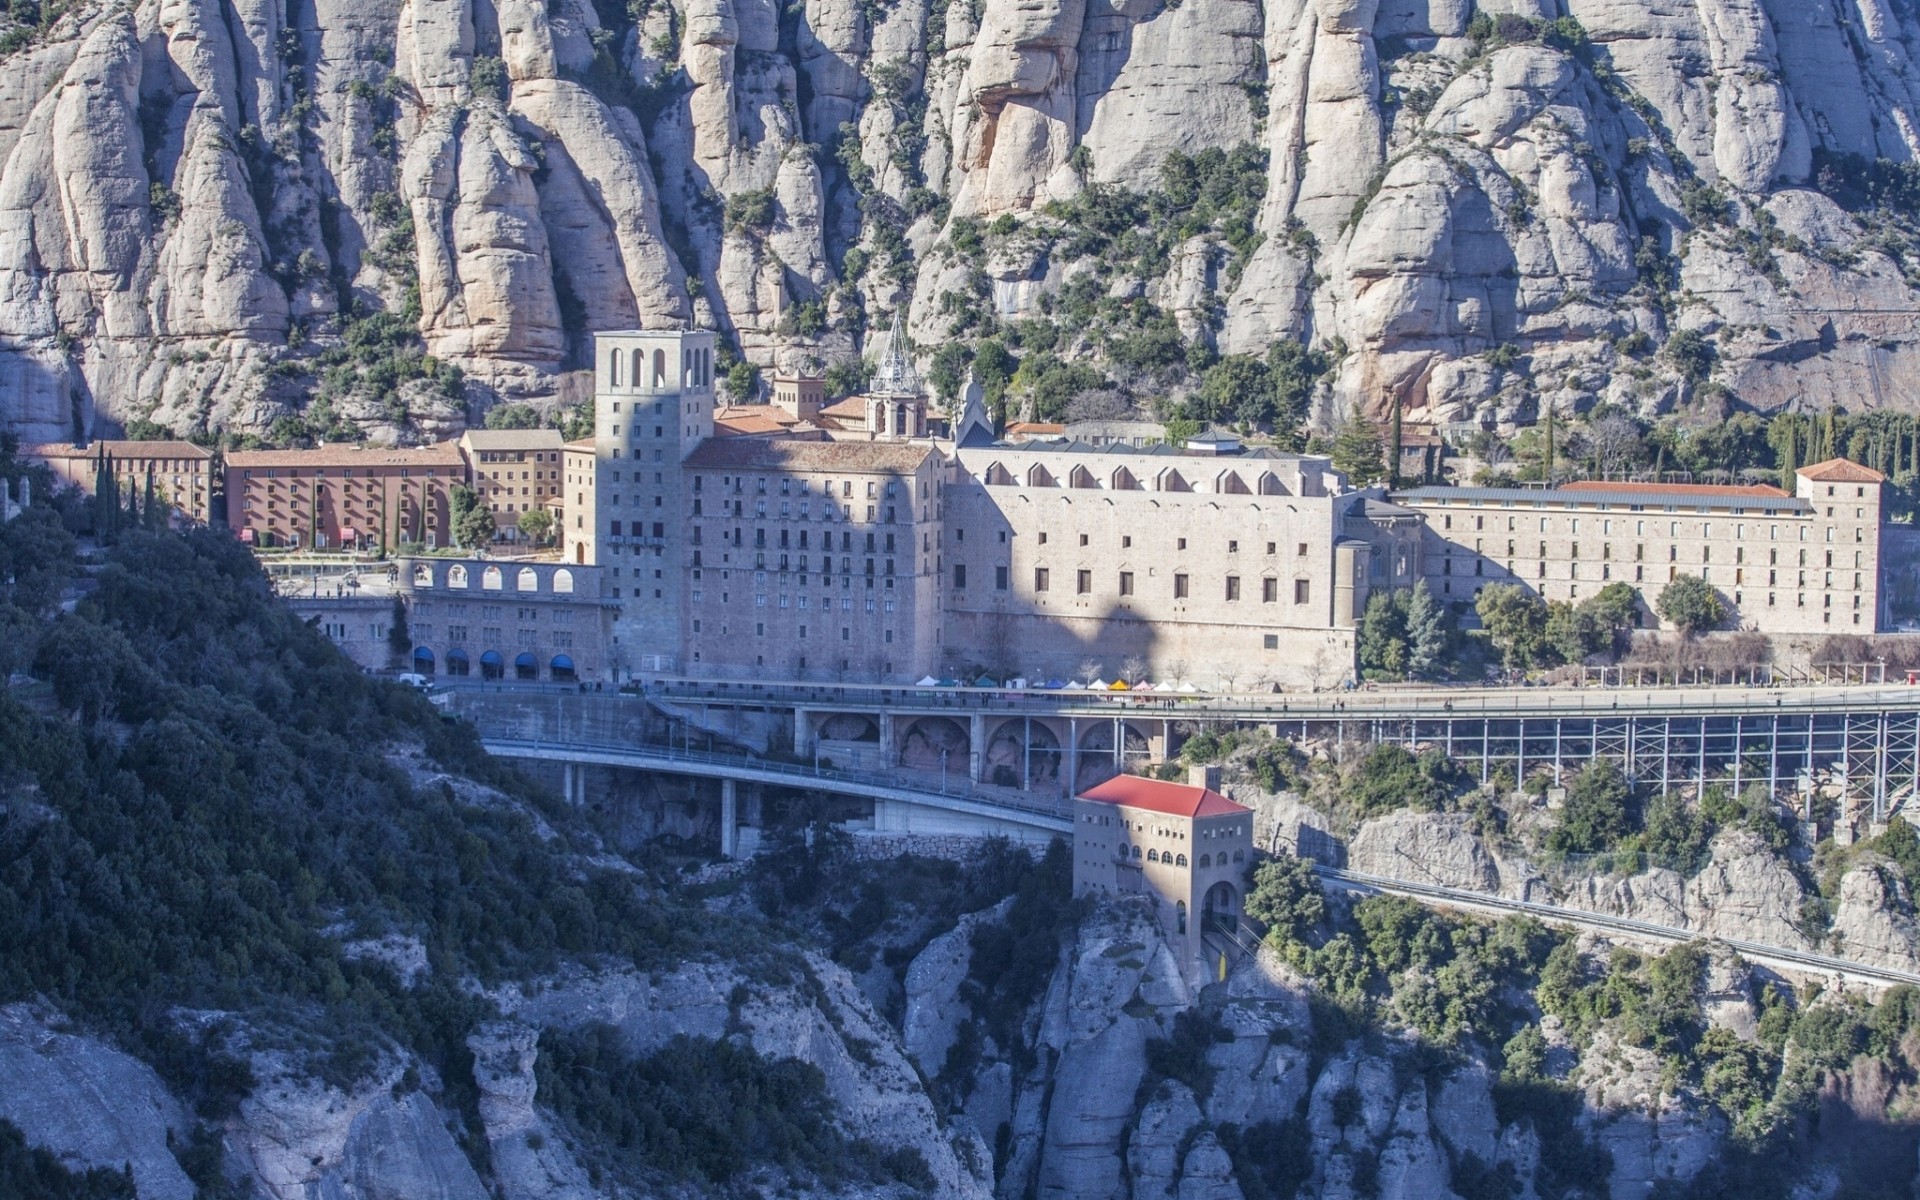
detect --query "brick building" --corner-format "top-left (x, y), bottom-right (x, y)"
top-left (28, 439), bottom-right (214, 523)
top-left (458, 429), bottom-right (565, 539)
top-left (225, 443), bottom-right (465, 551)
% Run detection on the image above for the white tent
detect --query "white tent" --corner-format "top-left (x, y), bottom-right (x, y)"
top-left (1154, 681), bottom-right (1177, 693)
top-left (916, 675), bottom-right (940, 686)
top-left (1176, 682), bottom-right (1199, 693)
top-left (1088, 678), bottom-right (1109, 690)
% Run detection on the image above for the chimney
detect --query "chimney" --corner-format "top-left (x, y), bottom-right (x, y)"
top-left (1187, 764), bottom-right (1221, 792)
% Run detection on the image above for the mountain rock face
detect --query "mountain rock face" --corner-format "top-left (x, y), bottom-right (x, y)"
top-left (2, 0), bottom-right (1920, 441)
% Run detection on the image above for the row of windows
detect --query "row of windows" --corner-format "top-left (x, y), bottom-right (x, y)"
top-left (1021, 568), bottom-right (1311, 604)
top-left (1441, 513), bottom-right (1868, 535)
top-left (695, 474), bottom-right (915, 499)
top-left (1116, 846), bottom-right (1246, 866)
top-left (692, 620), bottom-right (895, 643)
top-left (692, 498), bottom-right (904, 524)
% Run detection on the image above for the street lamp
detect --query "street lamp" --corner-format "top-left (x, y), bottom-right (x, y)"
top-left (941, 748), bottom-right (949, 792)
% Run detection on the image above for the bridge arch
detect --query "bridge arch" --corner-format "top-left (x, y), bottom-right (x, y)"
top-left (984, 717), bottom-right (1064, 789)
top-left (899, 715), bottom-right (969, 770)
top-left (1075, 720), bottom-right (1153, 790)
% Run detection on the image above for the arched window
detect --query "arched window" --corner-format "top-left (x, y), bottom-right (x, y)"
top-left (516, 567), bottom-right (538, 592)
top-left (653, 348), bottom-right (667, 387)
top-left (1131, 845), bottom-right (1142, 860)
top-left (1199, 854), bottom-right (1212, 869)
top-left (1232, 850), bottom-right (1245, 863)
top-left (630, 348), bottom-right (643, 387)
top-left (482, 565), bottom-right (504, 590)
top-left (448, 564), bottom-right (469, 588)
top-left (1176, 901), bottom-right (1188, 934)
top-left (1174, 853), bottom-right (1187, 867)
top-left (413, 562), bottom-right (435, 587)
top-left (553, 568), bottom-right (575, 594)
top-left (610, 348), bottom-right (623, 386)
top-left (1147, 848), bottom-right (1160, 863)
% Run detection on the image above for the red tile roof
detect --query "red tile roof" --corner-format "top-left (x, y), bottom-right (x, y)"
top-left (1560, 479), bottom-right (1788, 499)
top-left (1078, 775), bottom-right (1250, 819)
top-left (225, 442), bottom-right (466, 468)
top-left (1797, 458), bottom-right (1886, 484)
top-left (27, 439), bottom-right (212, 460)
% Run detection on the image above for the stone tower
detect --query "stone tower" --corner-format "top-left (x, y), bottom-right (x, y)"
top-left (593, 330), bottom-right (717, 674)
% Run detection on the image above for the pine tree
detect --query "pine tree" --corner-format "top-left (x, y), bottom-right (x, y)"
top-left (1330, 403), bottom-right (1386, 485)
top-left (1387, 402), bottom-right (1404, 489)
top-left (143, 468), bottom-right (161, 531)
top-left (1405, 582), bottom-right (1447, 680)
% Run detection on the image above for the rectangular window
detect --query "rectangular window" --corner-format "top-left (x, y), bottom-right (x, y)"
top-left (1294, 579), bottom-right (1310, 604)
top-left (1262, 577), bottom-right (1278, 603)
top-left (996, 565), bottom-right (1009, 591)
top-left (1263, 634), bottom-right (1279, 650)
top-left (1225, 575), bottom-right (1241, 601)
top-left (1077, 569), bottom-right (1092, 594)
top-left (1034, 568), bottom-right (1050, 592)
top-left (952, 563), bottom-right (967, 588)
top-left (1119, 571), bottom-right (1134, 596)
top-left (1174, 573), bottom-right (1190, 599)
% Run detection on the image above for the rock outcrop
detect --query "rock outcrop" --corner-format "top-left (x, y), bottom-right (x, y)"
top-left (4, 0), bottom-right (1920, 441)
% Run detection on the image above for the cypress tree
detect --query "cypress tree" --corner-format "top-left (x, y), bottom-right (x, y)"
top-left (1388, 402), bottom-right (1403, 489)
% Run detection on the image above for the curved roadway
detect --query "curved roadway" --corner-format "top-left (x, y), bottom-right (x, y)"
top-left (1321, 866), bottom-right (1920, 988)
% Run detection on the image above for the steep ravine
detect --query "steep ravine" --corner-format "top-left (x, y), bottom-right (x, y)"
top-left (4, 0), bottom-right (1920, 442)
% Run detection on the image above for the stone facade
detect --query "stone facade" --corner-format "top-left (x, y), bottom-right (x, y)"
top-left (560, 439), bottom-right (597, 567)
top-left (1396, 462), bottom-right (1887, 634)
top-left (287, 594), bottom-right (401, 672)
top-left (28, 440), bottom-right (213, 524)
top-left (398, 557), bottom-right (614, 682)
top-left (591, 330), bottom-right (717, 673)
top-left (1071, 766), bottom-right (1254, 977)
top-left (942, 445), bottom-right (1414, 689)
top-left (682, 439), bottom-right (947, 680)
top-left (563, 332), bottom-right (1892, 689)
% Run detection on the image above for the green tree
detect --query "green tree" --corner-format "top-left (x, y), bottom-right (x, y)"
top-left (1358, 592), bottom-right (1410, 680)
top-left (387, 596), bottom-right (412, 670)
top-left (1655, 573), bottom-right (1727, 635)
top-left (1579, 581), bottom-right (1641, 658)
top-left (516, 507), bottom-right (555, 546)
top-left (1404, 581), bottom-right (1448, 679)
top-left (450, 485), bottom-right (496, 549)
top-left (1197, 355), bottom-right (1274, 427)
top-left (1330, 403), bottom-right (1385, 484)
top-left (1548, 760), bottom-right (1635, 856)
top-left (1476, 583), bottom-right (1550, 670)
top-left (1245, 857), bottom-right (1326, 946)
top-left (483, 403), bottom-right (544, 430)
top-left (1641, 790), bottom-right (1709, 871)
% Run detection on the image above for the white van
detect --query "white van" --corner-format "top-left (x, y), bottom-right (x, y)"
top-left (395, 673), bottom-right (432, 691)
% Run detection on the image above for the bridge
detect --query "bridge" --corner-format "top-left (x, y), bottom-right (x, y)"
top-left (449, 679), bottom-right (1920, 823)
top-left (455, 689), bottom-right (1920, 989)
top-left (476, 734), bottom-right (1072, 852)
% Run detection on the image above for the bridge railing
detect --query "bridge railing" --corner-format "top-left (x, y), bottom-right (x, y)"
top-left (478, 735), bottom-right (1075, 820)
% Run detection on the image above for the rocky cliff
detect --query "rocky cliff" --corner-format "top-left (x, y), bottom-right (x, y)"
top-left (4, 0), bottom-right (1920, 442)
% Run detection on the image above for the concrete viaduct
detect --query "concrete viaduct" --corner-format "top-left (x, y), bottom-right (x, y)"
top-left (448, 679), bottom-right (1920, 847)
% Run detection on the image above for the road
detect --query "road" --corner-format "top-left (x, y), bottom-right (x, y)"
top-left (1319, 866), bottom-right (1920, 988)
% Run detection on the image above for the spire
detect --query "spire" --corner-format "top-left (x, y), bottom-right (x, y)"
top-left (872, 309), bottom-right (920, 396)
top-left (954, 369), bottom-right (995, 448)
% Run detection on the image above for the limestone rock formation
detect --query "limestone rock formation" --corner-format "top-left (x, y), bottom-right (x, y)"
top-left (5, 0), bottom-right (1920, 441)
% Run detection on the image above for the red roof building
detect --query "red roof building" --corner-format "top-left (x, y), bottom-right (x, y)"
top-left (1073, 765), bottom-right (1255, 980)
top-left (1797, 458), bottom-right (1888, 484)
